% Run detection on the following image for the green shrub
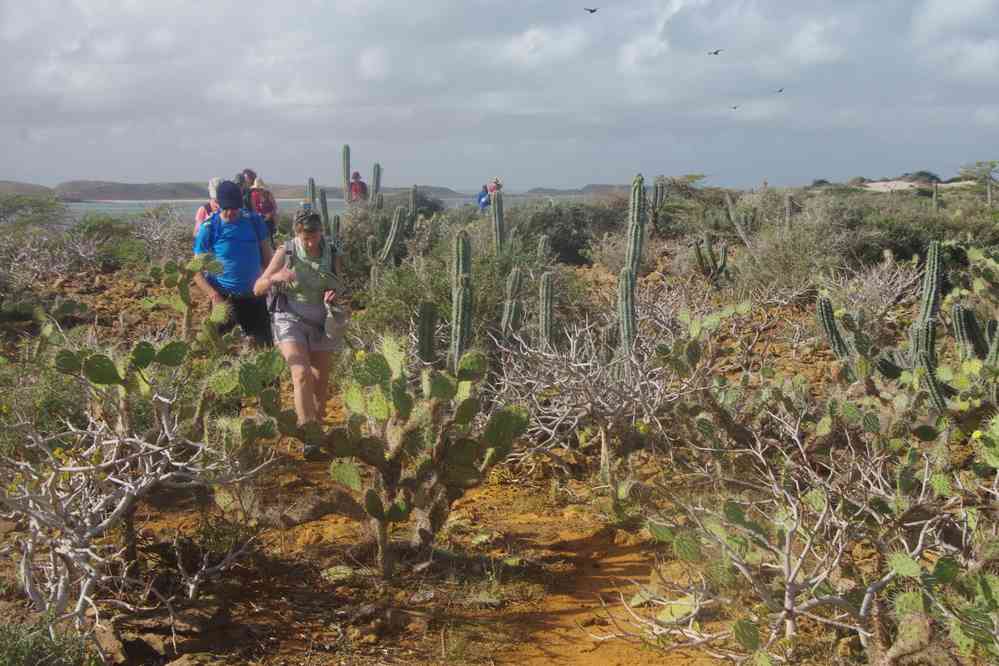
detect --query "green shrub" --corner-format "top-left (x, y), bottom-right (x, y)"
top-left (0, 620), bottom-right (96, 666)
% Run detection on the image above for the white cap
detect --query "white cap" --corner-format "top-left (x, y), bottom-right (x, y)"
top-left (208, 176), bottom-right (223, 200)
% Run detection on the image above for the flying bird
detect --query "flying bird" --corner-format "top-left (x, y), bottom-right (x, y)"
top-left (730, 105), bottom-right (739, 110)
top-left (776, 88), bottom-right (784, 93)
top-left (708, 49), bottom-right (723, 55)
top-left (584, 7), bottom-right (598, 13)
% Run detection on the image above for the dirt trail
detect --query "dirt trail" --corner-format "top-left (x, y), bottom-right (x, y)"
top-left (443, 484), bottom-right (716, 666)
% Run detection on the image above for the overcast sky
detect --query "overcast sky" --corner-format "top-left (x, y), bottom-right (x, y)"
top-left (1, 0), bottom-right (997, 190)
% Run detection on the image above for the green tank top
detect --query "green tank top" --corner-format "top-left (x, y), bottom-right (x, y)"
top-left (286, 238), bottom-right (338, 305)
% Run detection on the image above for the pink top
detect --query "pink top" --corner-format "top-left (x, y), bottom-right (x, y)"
top-left (194, 203), bottom-right (217, 235)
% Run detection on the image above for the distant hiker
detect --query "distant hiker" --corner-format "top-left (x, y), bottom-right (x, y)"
top-left (348, 171), bottom-right (368, 203)
top-left (487, 177), bottom-right (503, 194)
top-left (250, 176), bottom-right (278, 247)
top-left (193, 180), bottom-right (274, 347)
top-left (477, 184), bottom-right (491, 212)
top-left (194, 176), bottom-right (223, 237)
top-left (240, 168), bottom-right (257, 209)
top-left (254, 209), bottom-right (349, 458)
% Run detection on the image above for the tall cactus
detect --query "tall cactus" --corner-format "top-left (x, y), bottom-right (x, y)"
top-left (449, 231), bottom-right (473, 372)
top-left (693, 233), bottom-right (728, 287)
top-left (329, 214), bottom-right (341, 244)
top-left (377, 206), bottom-right (405, 264)
top-left (537, 234), bottom-right (551, 261)
top-left (371, 163), bottom-right (382, 200)
top-left (618, 268), bottom-right (636, 353)
top-left (366, 236), bottom-right (380, 287)
top-left (342, 144), bottom-right (351, 203)
top-left (932, 183), bottom-right (939, 212)
top-left (952, 303), bottom-right (988, 361)
top-left (374, 192), bottom-right (384, 210)
top-left (417, 301), bottom-right (437, 364)
top-left (451, 230), bottom-right (471, 289)
top-left (491, 190), bottom-right (505, 256)
top-left (917, 241), bottom-right (941, 324)
top-left (450, 275), bottom-right (472, 373)
top-left (306, 177), bottom-right (317, 209)
top-left (408, 185), bottom-right (419, 233)
top-left (625, 174), bottom-right (646, 275)
top-left (501, 266), bottom-right (524, 337)
top-left (817, 297), bottom-right (851, 361)
top-left (319, 188), bottom-right (330, 228)
top-left (538, 271), bottom-right (553, 349)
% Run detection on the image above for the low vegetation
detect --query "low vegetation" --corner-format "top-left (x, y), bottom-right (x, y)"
top-left (1, 158), bottom-right (998, 664)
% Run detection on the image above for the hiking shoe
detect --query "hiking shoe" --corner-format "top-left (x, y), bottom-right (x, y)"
top-left (303, 444), bottom-right (324, 461)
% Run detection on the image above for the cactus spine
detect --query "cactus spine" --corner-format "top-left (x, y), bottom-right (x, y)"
top-left (307, 177), bottom-right (317, 209)
top-left (538, 271), bottom-right (553, 349)
top-left (417, 301), bottom-right (437, 364)
top-left (618, 268), bottom-right (636, 353)
top-left (449, 231), bottom-right (473, 372)
top-left (342, 144), bottom-right (351, 203)
top-left (501, 266), bottom-right (524, 337)
top-left (625, 174), bottom-right (646, 275)
top-left (378, 206), bottom-right (405, 264)
top-left (491, 190), bottom-right (505, 256)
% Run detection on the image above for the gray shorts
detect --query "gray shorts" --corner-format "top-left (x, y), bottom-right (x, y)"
top-left (272, 310), bottom-right (343, 352)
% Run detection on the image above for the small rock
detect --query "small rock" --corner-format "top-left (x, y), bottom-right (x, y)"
top-left (93, 624), bottom-right (128, 665)
top-left (613, 529), bottom-right (642, 547)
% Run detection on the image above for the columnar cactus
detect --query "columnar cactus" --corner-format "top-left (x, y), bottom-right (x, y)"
top-left (932, 183), bottom-right (939, 212)
top-left (625, 174), bottom-right (646, 275)
top-left (817, 297), bottom-right (851, 361)
top-left (491, 190), bottom-right (505, 256)
top-left (307, 177), bottom-right (317, 209)
top-left (618, 268), bottom-right (636, 353)
top-left (330, 214), bottom-right (341, 244)
top-left (342, 144), bottom-right (351, 203)
top-left (450, 275), bottom-right (473, 373)
top-left (917, 241), bottom-right (941, 324)
top-left (650, 176), bottom-right (667, 233)
top-left (451, 230), bottom-right (471, 289)
top-left (449, 230), bottom-right (473, 372)
top-left (371, 163), bottom-right (382, 200)
top-left (537, 234), bottom-right (551, 261)
top-left (784, 193), bottom-right (793, 227)
top-left (538, 271), bottom-right (553, 349)
top-left (501, 266), bottom-right (524, 337)
top-left (366, 236), bottom-right (380, 287)
top-left (377, 206), bottom-right (405, 265)
top-left (374, 192), bottom-right (384, 210)
top-left (692, 233), bottom-right (728, 287)
top-left (417, 301), bottom-right (437, 364)
top-left (952, 303), bottom-right (989, 361)
top-left (319, 188), bottom-right (330, 226)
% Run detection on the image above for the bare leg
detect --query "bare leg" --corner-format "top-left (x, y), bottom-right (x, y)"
top-left (279, 341), bottom-right (315, 424)
top-left (310, 350), bottom-right (333, 422)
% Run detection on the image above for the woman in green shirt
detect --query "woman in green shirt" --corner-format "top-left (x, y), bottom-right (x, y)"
top-left (254, 210), bottom-right (348, 455)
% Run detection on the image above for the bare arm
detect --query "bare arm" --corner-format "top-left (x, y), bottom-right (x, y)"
top-left (259, 239), bottom-right (273, 268)
top-left (193, 271), bottom-right (224, 305)
top-left (253, 245), bottom-right (291, 297)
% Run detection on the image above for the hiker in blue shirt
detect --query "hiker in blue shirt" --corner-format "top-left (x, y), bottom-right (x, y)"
top-left (477, 184), bottom-right (490, 212)
top-left (193, 180), bottom-right (274, 347)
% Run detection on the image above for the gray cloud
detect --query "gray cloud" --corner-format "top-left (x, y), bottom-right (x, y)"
top-left (1, 0), bottom-right (997, 189)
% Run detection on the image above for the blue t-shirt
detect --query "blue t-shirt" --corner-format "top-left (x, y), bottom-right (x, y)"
top-left (477, 190), bottom-right (490, 211)
top-left (193, 210), bottom-right (269, 295)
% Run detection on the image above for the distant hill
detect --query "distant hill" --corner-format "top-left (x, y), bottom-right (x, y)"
top-left (55, 181), bottom-right (208, 202)
top-left (0, 181), bottom-right (54, 196)
top-left (43, 180), bottom-right (469, 202)
top-left (526, 184), bottom-right (628, 196)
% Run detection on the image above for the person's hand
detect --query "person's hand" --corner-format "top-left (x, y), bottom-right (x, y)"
top-left (209, 291), bottom-right (226, 307)
top-left (271, 267), bottom-right (297, 284)
top-left (323, 290), bottom-right (338, 304)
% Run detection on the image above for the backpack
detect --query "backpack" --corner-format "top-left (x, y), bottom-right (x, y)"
top-left (266, 239), bottom-right (346, 327)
